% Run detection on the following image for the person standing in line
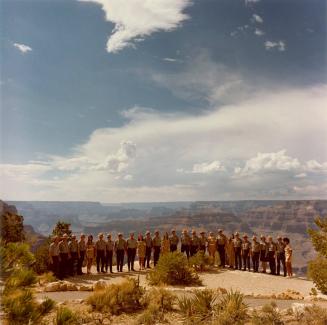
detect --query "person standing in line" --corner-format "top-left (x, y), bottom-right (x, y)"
top-left (127, 232), bottom-right (137, 271)
top-left (199, 231), bottom-right (207, 253)
top-left (259, 235), bottom-right (268, 273)
top-left (267, 235), bottom-right (277, 275)
top-left (161, 232), bottom-right (170, 255)
top-left (207, 232), bottom-right (217, 265)
top-left (152, 230), bottom-right (161, 266)
top-left (137, 234), bottom-right (146, 270)
top-left (68, 235), bottom-right (79, 276)
top-left (77, 234), bottom-right (86, 275)
top-left (241, 234), bottom-right (251, 271)
top-left (105, 234), bottom-right (114, 273)
top-left (59, 234), bottom-right (70, 279)
top-left (190, 230), bottom-right (200, 257)
top-left (95, 233), bottom-right (106, 273)
top-left (216, 229), bottom-right (227, 267)
top-left (49, 236), bottom-right (60, 279)
top-left (226, 234), bottom-right (235, 269)
top-left (283, 237), bottom-right (293, 277)
top-left (233, 232), bottom-right (242, 270)
top-left (169, 229), bottom-right (179, 252)
top-left (181, 229), bottom-right (191, 259)
top-left (115, 233), bottom-right (126, 272)
top-left (145, 231), bottom-right (152, 268)
top-left (251, 236), bottom-right (261, 273)
top-left (276, 236), bottom-right (286, 277)
top-left (85, 235), bottom-right (95, 275)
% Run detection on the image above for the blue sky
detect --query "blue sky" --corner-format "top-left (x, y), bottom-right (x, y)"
top-left (1, 0), bottom-right (327, 202)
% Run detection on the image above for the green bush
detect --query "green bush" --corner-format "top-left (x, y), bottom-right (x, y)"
top-left (300, 305), bottom-right (327, 324)
top-left (251, 301), bottom-right (283, 325)
top-left (87, 278), bottom-right (145, 314)
top-left (5, 268), bottom-right (37, 290)
top-left (55, 306), bottom-right (78, 325)
top-left (189, 251), bottom-right (211, 272)
top-left (38, 297), bottom-right (55, 315)
top-left (147, 251), bottom-right (201, 286)
top-left (308, 256), bottom-right (327, 294)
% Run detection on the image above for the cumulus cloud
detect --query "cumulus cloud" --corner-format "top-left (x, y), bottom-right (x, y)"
top-left (13, 43), bottom-right (32, 53)
top-left (178, 161), bottom-right (225, 174)
top-left (252, 14), bottom-right (263, 24)
top-left (265, 40), bottom-right (286, 51)
top-left (254, 28), bottom-right (265, 36)
top-left (79, 0), bottom-right (192, 53)
top-left (245, 0), bottom-right (260, 4)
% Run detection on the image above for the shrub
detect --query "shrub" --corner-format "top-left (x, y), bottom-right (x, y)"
top-left (144, 287), bottom-right (176, 312)
top-left (300, 305), bottom-right (327, 324)
top-left (251, 301), bottom-right (283, 325)
top-left (38, 297), bottom-right (55, 315)
top-left (5, 268), bottom-right (37, 290)
top-left (38, 271), bottom-right (57, 285)
top-left (308, 256), bottom-right (327, 294)
top-left (137, 303), bottom-right (164, 325)
top-left (87, 278), bottom-right (145, 314)
top-left (55, 307), bottom-right (78, 325)
top-left (33, 238), bottom-right (51, 274)
top-left (189, 251), bottom-right (211, 272)
top-left (147, 251), bottom-right (201, 286)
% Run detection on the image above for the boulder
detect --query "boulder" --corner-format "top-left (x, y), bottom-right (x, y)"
top-left (79, 285), bottom-right (93, 291)
top-left (44, 281), bottom-right (61, 292)
top-left (277, 289), bottom-right (304, 300)
top-left (66, 283), bottom-right (78, 291)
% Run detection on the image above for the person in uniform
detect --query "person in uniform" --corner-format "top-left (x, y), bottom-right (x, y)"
top-left (181, 229), bottom-right (191, 259)
top-left (199, 231), bottom-right (207, 253)
top-left (251, 236), bottom-right (261, 273)
top-left (267, 235), bottom-right (277, 275)
top-left (259, 235), bottom-right (268, 273)
top-left (49, 236), bottom-right (60, 278)
top-left (226, 234), bottom-right (235, 269)
top-left (69, 235), bottom-right (79, 276)
top-left (137, 234), bottom-right (146, 270)
top-left (127, 232), bottom-right (137, 271)
top-left (161, 232), bottom-right (170, 255)
top-left (115, 233), bottom-right (126, 272)
top-left (241, 234), bottom-right (251, 271)
top-left (233, 232), bottom-right (242, 270)
top-left (169, 229), bottom-right (179, 252)
top-left (59, 234), bottom-right (70, 279)
top-left (95, 233), bottom-right (106, 273)
top-left (152, 230), bottom-right (161, 266)
top-left (207, 232), bottom-right (217, 265)
top-left (190, 230), bottom-right (200, 257)
top-left (77, 233), bottom-right (86, 275)
top-left (283, 237), bottom-right (293, 277)
top-left (145, 231), bottom-right (152, 268)
top-left (276, 236), bottom-right (286, 277)
top-left (105, 234), bottom-right (114, 273)
top-left (85, 235), bottom-right (95, 274)
top-left (216, 229), bottom-right (227, 267)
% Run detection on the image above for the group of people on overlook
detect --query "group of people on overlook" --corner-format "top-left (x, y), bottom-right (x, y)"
top-left (49, 228), bottom-right (293, 280)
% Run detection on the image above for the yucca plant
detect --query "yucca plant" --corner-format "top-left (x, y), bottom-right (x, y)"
top-left (5, 268), bottom-right (37, 290)
top-left (251, 301), bottom-right (283, 325)
top-left (38, 296), bottom-right (56, 315)
top-left (55, 306), bottom-right (78, 325)
top-left (144, 287), bottom-right (176, 312)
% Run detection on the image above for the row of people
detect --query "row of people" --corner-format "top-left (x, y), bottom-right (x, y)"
top-left (49, 229), bottom-right (293, 279)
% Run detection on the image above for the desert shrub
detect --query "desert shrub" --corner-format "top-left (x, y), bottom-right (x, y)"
top-left (38, 297), bottom-right (56, 315)
top-left (189, 251), bottom-right (211, 272)
top-left (308, 256), bottom-right (327, 294)
top-left (38, 271), bottom-right (57, 285)
top-left (251, 301), bottom-right (283, 325)
top-left (5, 268), bottom-right (37, 290)
top-left (87, 278), bottom-right (145, 314)
top-left (147, 251), bottom-right (201, 286)
top-left (55, 306), bottom-right (78, 325)
top-left (2, 289), bottom-right (39, 324)
top-left (299, 305), bottom-right (327, 325)
top-left (33, 238), bottom-right (51, 274)
top-left (144, 286), bottom-right (176, 312)
top-left (137, 303), bottom-right (165, 325)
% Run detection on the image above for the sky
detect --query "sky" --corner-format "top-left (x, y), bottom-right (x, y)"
top-left (1, 0), bottom-right (327, 202)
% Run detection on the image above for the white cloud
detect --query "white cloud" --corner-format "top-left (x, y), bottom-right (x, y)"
top-left (304, 160), bottom-right (327, 173)
top-left (252, 14), bottom-right (263, 24)
top-left (294, 173), bottom-right (307, 178)
top-left (13, 43), bottom-right (32, 53)
top-left (254, 28), bottom-right (265, 36)
top-left (265, 40), bottom-right (286, 51)
top-left (178, 161), bottom-right (225, 174)
top-left (245, 0), bottom-right (260, 4)
top-left (79, 0), bottom-right (192, 53)
top-left (163, 57), bottom-right (179, 62)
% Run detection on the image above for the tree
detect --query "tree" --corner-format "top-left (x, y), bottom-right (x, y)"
top-left (52, 221), bottom-right (72, 237)
top-left (0, 212), bottom-right (25, 244)
top-left (308, 216), bottom-right (327, 294)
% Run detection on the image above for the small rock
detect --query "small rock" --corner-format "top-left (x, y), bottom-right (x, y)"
top-left (66, 283), bottom-right (78, 291)
top-left (79, 285), bottom-right (93, 291)
top-left (44, 281), bottom-right (61, 292)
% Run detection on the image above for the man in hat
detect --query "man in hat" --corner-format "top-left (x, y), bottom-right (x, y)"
top-left (152, 230), bottom-right (161, 266)
top-left (276, 236), bottom-right (286, 277)
top-left (241, 234), bottom-right (251, 271)
top-left (190, 230), bottom-right (200, 257)
top-left (127, 232), bottom-right (137, 271)
top-left (59, 234), bottom-right (70, 279)
top-left (77, 233), bottom-right (86, 275)
top-left (49, 236), bottom-right (60, 278)
top-left (259, 235), bottom-right (268, 273)
top-left (216, 229), bottom-right (227, 267)
top-left (267, 235), bottom-right (277, 275)
top-left (145, 231), bottom-right (152, 268)
top-left (251, 236), bottom-right (261, 272)
top-left (199, 231), bottom-right (207, 252)
top-left (115, 233), bottom-right (126, 272)
top-left (69, 235), bottom-right (79, 276)
top-left (95, 233), bottom-right (106, 273)
top-left (106, 234), bottom-right (114, 273)
top-left (181, 229), bottom-right (191, 259)
top-left (233, 232), bottom-right (242, 270)
top-left (169, 229), bottom-right (179, 252)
